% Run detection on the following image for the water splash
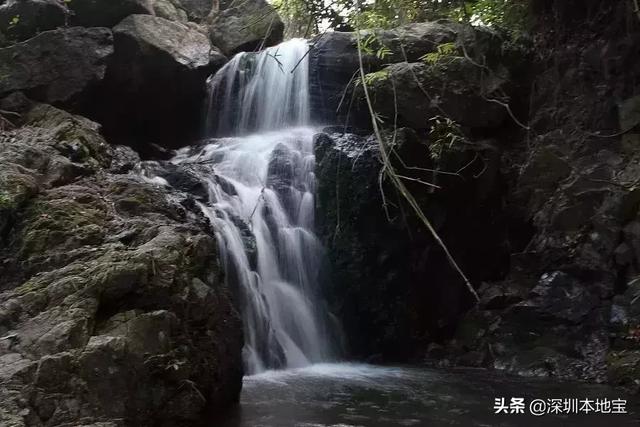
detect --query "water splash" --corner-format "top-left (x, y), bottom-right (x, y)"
top-left (175, 39), bottom-right (336, 374)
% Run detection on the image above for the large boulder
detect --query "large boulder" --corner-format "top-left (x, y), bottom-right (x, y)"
top-left (315, 128), bottom-right (507, 359)
top-left (0, 100), bottom-right (243, 425)
top-left (209, 0), bottom-right (283, 55)
top-left (309, 21), bottom-right (511, 127)
top-left (68, 0), bottom-right (153, 28)
top-left (96, 14), bottom-right (227, 150)
top-left (0, 27), bottom-right (113, 111)
top-left (0, 0), bottom-right (68, 42)
top-left (357, 59), bottom-right (509, 130)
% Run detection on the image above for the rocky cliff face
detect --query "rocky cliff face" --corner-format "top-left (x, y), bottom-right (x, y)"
top-left (0, 98), bottom-right (243, 426)
top-left (0, 0), bottom-right (287, 425)
top-left (312, 20), bottom-right (522, 361)
top-left (312, 0), bottom-right (640, 389)
top-left (454, 0), bottom-right (640, 387)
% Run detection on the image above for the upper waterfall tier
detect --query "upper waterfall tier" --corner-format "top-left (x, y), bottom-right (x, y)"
top-left (206, 39), bottom-right (311, 136)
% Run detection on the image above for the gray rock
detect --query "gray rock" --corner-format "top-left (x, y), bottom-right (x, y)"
top-left (0, 0), bottom-right (68, 42)
top-left (359, 59), bottom-right (508, 130)
top-left (315, 129), bottom-right (505, 359)
top-left (68, 0), bottom-right (153, 28)
top-left (113, 14), bottom-right (215, 70)
top-left (0, 101), bottom-right (243, 426)
top-left (175, 0), bottom-right (216, 21)
top-left (310, 21), bottom-right (511, 127)
top-left (152, 0), bottom-right (188, 22)
top-left (97, 14), bottom-right (227, 149)
top-left (0, 27), bottom-right (113, 110)
top-left (619, 95), bottom-right (640, 131)
top-left (209, 0), bottom-right (283, 55)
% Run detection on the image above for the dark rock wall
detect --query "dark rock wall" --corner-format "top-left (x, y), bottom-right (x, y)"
top-left (313, 0), bottom-right (640, 388)
top-left (315, 128), bottom-right (511, 361)
top-left (469, 0), bottom-right (640, 385)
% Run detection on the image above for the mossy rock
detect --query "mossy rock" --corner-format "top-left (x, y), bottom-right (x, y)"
top-left (19, 195), bottom-right (108, 258)
top-left (25, 104), bottom-right (111, 168)
top-left (607, 351), bottom-right (640, 388)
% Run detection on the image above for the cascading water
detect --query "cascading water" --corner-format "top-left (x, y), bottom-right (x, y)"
top-left (205, 39), bottom-right (310, 136)
top-left (173, 39), bottom-right (335, 374)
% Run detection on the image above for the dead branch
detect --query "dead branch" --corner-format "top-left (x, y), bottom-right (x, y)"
top-left (355, 20), bottom-right (480, 302)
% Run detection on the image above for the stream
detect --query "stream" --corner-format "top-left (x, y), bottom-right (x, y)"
top-left (218, 364), bottom-right (640, 426)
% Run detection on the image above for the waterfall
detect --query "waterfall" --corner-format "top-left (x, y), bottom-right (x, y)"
top-left (205, 39), bottom-right (311, 137)
top-left (173, 39), bottom-right (334, 374)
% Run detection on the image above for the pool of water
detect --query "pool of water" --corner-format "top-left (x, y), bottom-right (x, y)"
top-left (217, 363), bottom-right (640, 426)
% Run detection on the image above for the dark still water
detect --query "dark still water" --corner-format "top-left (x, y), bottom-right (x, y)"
top-left (217, 364), bottom-right (640, 426)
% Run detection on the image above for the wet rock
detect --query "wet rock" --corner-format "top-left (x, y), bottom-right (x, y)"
top-left (625, 221), bottom-right (640, 264)
top-left (109, 145), bottom-right (141, 174)
top-left (0, 0), bottom-right (68, 42)
top-left (209, 0), bottom-right (283, 55)
top-left (620, 95), bottom-right (640, 154)
top-left (267, 143), bottom-right (297, 216)
top-left (478, 282), bottom-right (524, 310)
top-left (516, 271), bottom-right (600, 323)
top-left (138, 161), bottom-right (210, 200)
top-left (315, 129), bottom-right (507, 359)
top-left (0, 27), bottom-right (113, 111)
top-left (96, 14), bottom-right (227, 149)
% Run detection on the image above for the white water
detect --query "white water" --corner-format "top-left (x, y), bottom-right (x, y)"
top-left (174, 39), bottom-right (334, 374)
top-left (205, 38), bottom-right (311, 136)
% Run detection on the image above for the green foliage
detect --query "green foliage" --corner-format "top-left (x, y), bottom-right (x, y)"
top-left (355, 69), bottom-right (389, 88)
top-left (420, 42), bottom-right (460, 65)
top-left (449, 0), bottom-right (529, 34)
top-left (359, 34), bottom-right (392, 59)
top-left (0, 192), bottom-right (12, 209)
top-left (275, 0), bottom-right (528, 36)
top-left (8, 15), bottom-right (20, 29)
top-left (428, 116), bottom-right (465, 161)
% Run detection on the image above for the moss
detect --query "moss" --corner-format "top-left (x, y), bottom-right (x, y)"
top-left (25, 104), bottom-right (110, 167)
top-left (607, 351), bottom-right (640, 386)
top-left (13, 277), bottom-right (49, 297)
top-left (0, 190), bottom-right (14, 210)
top-left (19, 197), bottom-right (108, 258)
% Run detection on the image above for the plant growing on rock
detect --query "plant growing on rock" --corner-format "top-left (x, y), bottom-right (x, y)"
top-left (427, 116), bottom-right (466, 162)
top-left (420, 42), bottom-right (461, 66)
top-left (359, 33), bottom-right (392, 59)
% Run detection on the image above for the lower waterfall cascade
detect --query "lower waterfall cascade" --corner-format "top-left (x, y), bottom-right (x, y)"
top-left (172, 39), bottom-right (336, 374)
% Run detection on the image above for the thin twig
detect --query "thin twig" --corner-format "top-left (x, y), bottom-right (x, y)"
top-left (483, 97), bottom-right (530, 130)
top-left (396, 174), bottom-right (442, 189)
